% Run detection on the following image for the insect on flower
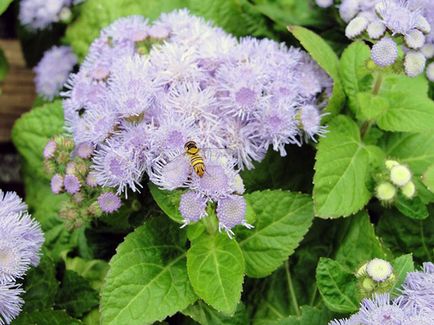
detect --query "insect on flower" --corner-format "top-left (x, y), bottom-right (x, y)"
top-left (184, 140), bottom-right (206, 177)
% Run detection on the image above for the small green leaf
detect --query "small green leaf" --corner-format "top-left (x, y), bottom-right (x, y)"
top-left (55, 270), bottom-right (99, 318)
top-left (12, 310), bottom-right (81, 325)
top-left (339, 41), bottom-right (372, 113)
top-left (390, 254), bottom-right (414, 297)
top-left (0, 0), bottom-right (13, 15)
top-left (0, 48), bottom-right (9, 82)
top-left (313, 115), bottom-right (371, 218)
top-left (288, 25), bottom-right (344, 116)
top-left (183, 301), bottom-right (248, 325)
top-left (237, 190), bottom-right (314, 278)
top-left (316, 257), bottom-right (359, 314)
top-left (148, 183), bottom-right (183, 223)
top-left (100, 218), bottom-right (196, 325)
top-left (395, 196), bottom-right (429, 220)
top-left (383, 132), bottom-right (434, 174)
top-left (187, 232), bottom-right (245, 315)
top-left (335, 212), bottom-right (389, 270)
top-left (422, 164), bottom-right (434, 193)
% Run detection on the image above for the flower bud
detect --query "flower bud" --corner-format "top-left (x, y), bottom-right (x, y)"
top-left (375, 182), bottom-right (396, 202)
top-left (401, 181), bottom-right (416, 199)
top-left (366, 258), bottom-right (393, 282)
top-left (44, 159), bottom-right (56, 175)
top-left (385, 160), bottom-right (399, 170)
top-left (390, 165), bottom-right (412, 187)
top-left (88, 201), bottom-right (103, 218)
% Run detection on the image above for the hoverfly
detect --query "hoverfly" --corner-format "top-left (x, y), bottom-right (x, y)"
top-left (184, 140), bottom-right (206, 177)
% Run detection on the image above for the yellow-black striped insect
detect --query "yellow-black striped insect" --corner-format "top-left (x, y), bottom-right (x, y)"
top-left (184, 140), bottom-right (206, 177)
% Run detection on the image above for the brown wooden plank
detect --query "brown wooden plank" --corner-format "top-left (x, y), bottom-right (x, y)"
top-left (0, 39), bottom-right (36, 143)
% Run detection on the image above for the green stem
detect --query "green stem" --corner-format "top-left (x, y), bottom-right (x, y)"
top-left (372, 72), bottom-right (383, 95)
top-left (202, 213), bottom-right (217, 235)
top-left (285, 261), bottom-right (301, 317)
top-left (309, 286), bottom-right (318, 306)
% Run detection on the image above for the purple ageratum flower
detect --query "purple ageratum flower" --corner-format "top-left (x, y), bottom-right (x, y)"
top-left (102, 16), bottom-right (149, 44)
top-left (75, 142), bottom-right (94, 159)
top-left (359, 293), bottom-right (406, 324)
top-left (377, 0), bottom-right (420, 35)
top-left (64, 174), bottom-right (81, 194)
top-left (149, 151), bottom-right (191, 191)
top-left (371, 37), bottom-right (399, 67)
top-left (299, 104), bottom-right (328, 141)
top-left (257, 99), bottom-right (299, 156)
top-left (339, 0), bottom-right (361, 23)
top-left (179, 191), bottom-right (208, 226)
top-left (397, 262), bottom-right (434, 313)
top-left (315, 0), bottom-right (334, 8)
top-left (92, 140), bottom-right (144, 195)
top-left (34, 46), bottom-right (77, 100)
top-left (295, 53), bottom-right (332, 99)
top-left (0, 282), bottom-right (24, 325)
top-left (108, 55), bottom-right (155, 118)
top-left (97, 192), bottom-right (122, 213)
top-left (216, 195), bottom-right (252, 237)
top-left (50, 174), bottom-right (64, 194)
top-left (0, 191), bottom-right (27, 216)
top-left (19, 0), bottom-right (71, 30)
top-left (43, 140), bottom-right (57, 159)
top-left (0, 239), bottom-right (31, 284)
top-left (86, 172), bottom-right (98, 187)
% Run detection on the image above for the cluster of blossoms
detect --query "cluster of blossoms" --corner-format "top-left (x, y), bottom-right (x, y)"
top-left (375, 159), bottom-right (415, 204)
top-left (316, 0), bottom-right (434, 79)
top-left (0, 190), bottom-right (44, 324)
top-left (19, 0), bottom-right (84, 31)
top-left (330, 262), bottom-right (434, 325)
top-left (43, 136), bottom-right (123, 229)
top-left (356, 258), bottom-right (396, 297)
top-left (59, 10), bottom-right (331, 234)
top-left (34, 46), bottom-right (77, 100)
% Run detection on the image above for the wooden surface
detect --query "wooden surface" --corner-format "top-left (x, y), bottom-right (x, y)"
top-left (0, 39), bottom-right (35, 143)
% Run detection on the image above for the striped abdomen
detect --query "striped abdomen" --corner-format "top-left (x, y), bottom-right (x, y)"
top-left (184, 141), bottom-right (205, 177)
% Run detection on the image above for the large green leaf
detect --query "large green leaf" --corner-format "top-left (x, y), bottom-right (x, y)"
top-left (383, 132), bottom-right (434, 174)
top-left (288, 26), bottom-right (344, 116)
top-left (65, 257), bottom-right (109, 291)
top-left (377, 209), bottom-right (434, 264)
top-left (12, 310), bottom-right (81, 325)
top-left (335, 212), bottom-right (389, 270)
top-left (12, 101), bottom-right (64, 179)
top-left (22, 252), bottom-right (59, 312)
top-left (390, 254), bottom-right (414, 297)
top-left (316, 258), bottom-right (359, 314)
top-left (237, 190), bottom-right (314, 278)
top-left (339, 41), bottom-right (372, 113)
top-left (183, 301), bottom-right (248, 325)
top-left (148, 183), bottom-right (183, 223)
top-left (0, 0), bottom-right (12, 15)
top-left (55, 270), bottom-right (99, 318)
top-left (100, 217), bottom-right (196, 325)
top-left (422, 164), bottom-right (434, 193)
top-left (274, 306), bottom-right (332, 325)
top-left (187, 232), bottom-right (245, 315)
top-left (313, 115), bottom-right (371, 218)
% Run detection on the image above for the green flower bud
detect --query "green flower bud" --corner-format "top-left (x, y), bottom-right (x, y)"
top-left (385, 159), bottom-right (399, 170)
top-left (390, 165), bottom-right (412, 187)
top-left (375, 182), bottom-right (396, 202)
top-left (401, 181), bottom-right (416, 199)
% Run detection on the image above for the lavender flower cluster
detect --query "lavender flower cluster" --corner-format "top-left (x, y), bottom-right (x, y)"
top-left (34, 46), bottom-right (77, 100)
top-left (58, 10), bottom-right (331, 234)
top-left (330, 262), bottom-right (434, 325)
top-left (0, 190), bottom-right (44, 325)
top-left (317, 0), bottom-right (434, 79)
top-left (43, 136), bottom-right (122, 229)
top-left (19, 0), bottom-right (82, 31)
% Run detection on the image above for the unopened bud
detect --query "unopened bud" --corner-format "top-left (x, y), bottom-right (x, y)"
top-left (375, 182), bottom-right (396, 202)
top-left (401, 181), bottom-right (416, 199)
top-left (390, 165), bottom-right (412, 187)
top-left (366, 258), bottom-right (393, 282)
top-left (385, 160), bottom-right (399, 170)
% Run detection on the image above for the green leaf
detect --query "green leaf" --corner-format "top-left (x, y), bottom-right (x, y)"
top-left (422, 164), bottom-right (434, 193)
top-left (183, 301), bottom-right (248, 325)
top-left (148, 183), bottom-right (184, 223)
top-left (383, 132), bottom-right (434, 174)
top-left (339, 41), bottom-right (372, 113)
top-left (65, 257), bottom-right (109, 291)
top-left (100, 217), bottom-right (196, 325)
top-left (390, 254), bottom-right (414, 297)
top-left (65, 0), bottom-right (185, 59)
top-left (273, 306), bottom-right (332, 325)
top-left (288, 26), bottom-right (344, 116)
top-left (377, 209), bottom-right (434, 264)
top-left (55, 270), bottom-right (99, 318)
top-left (0, 0), bottom-right (13, 15)
top-left (12, 310), bottom-right (81, 325)
top-left (187, 232), bottom-right (245, 315)
top-left (335, 212), bottom-right (389, 270)
top-left (0, 48), bottom-right (9, 82)
top-left (237, 190), bottom-right (314, 278)
top-left (316, 257), bottom-right (359, 314)
top-left (12, 101), bottom-right (64, 179)
top-left (356, 91), bottom-right (389, 121)
top-left (22, 252), bottom-right (59, 312)
top-left (83, 309), bottom-right (101, 325)
top-left (313, 115), bottom-right (371, 218)
top-left (395, 196), bottom-right (429, 220)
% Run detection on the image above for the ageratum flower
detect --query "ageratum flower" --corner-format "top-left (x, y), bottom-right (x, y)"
top-left (34, 46), bottom-right (77, 100)
top-left (19, 0), bottom-right (72, 30)
top-left (0, 283), bottom-right (24, 325)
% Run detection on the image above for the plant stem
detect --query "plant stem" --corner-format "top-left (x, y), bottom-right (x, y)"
top-left (285, 261), bottom-right (301, 317)
top-left (202, 213), bottom-right (216, 234)
top-left (309, 286), bottom-right (318, 306)
top-left (372, 72), bottom-right (383, 95)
